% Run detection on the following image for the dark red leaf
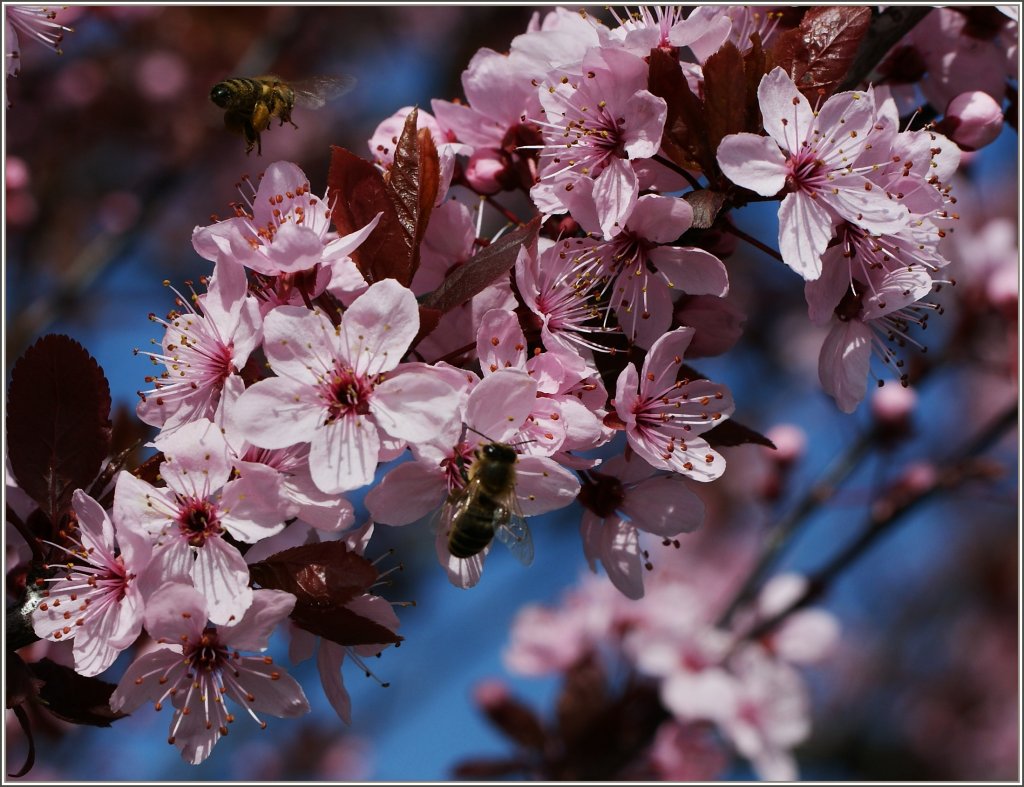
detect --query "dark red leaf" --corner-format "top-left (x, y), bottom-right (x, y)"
top-left (6, 335), bottom-right (112, 530)
top-left (382, 109), bottom-right (440, 286)
top-left (6, 653), bottom-right (33, 709)
top-left (291, 602), bottom-right (403, 647)
top-left (249, 541), bottom-right (377, 607)
top-left (743, 32), bottom-right (769, 126)
top-left (775, 6), bottom-right (872, 102)
top-left (647, 48), bottom-right (715, 175)
top-left (326, 145), bottom-right (402, 285)
top-left (703, 42), bottom-right (748, 155)
top-left (249, 542), bottom-right (402, 647)
top-left (412, 304), bottom-right (443, 348)
top-left (29, 658), bottom-right (126, 727)
top-left (704, 419), bottom-right (777, 449)
top-left (420, 216), bottom-right (540, 315)
top-left (478, 688), bottom-right (547, 751)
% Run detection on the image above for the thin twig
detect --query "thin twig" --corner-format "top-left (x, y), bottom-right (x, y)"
top-left (722, 222), bottom-right (784, 263)
top-left (652, 154), bottom-right (703, 191)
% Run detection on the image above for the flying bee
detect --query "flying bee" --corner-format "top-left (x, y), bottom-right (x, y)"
top-left (441, 439), bottom-right (534, 566)
top-left (209, 74), bottom-right (356, 155)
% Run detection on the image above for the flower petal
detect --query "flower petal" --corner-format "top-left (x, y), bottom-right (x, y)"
top-left (716, 132), bottom-right (788, 196)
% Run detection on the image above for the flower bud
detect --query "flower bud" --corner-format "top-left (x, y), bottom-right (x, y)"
top-left (941, 90), bottom-right (1004, 151)
top-left (465, 148), bottom-right (507, 195)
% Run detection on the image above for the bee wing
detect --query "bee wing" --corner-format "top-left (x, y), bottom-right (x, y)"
top-left (289, 75), bottom-right (357, 109)
top-left (493, 502), bottom-right (534, 567)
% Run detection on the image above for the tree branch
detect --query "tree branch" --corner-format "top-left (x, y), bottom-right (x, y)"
top-left (838, 7), bottom-right (932, 91)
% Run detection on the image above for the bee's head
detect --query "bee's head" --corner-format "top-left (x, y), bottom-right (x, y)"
top-left (479, 442), bottom-right (517, 464)
top-left (210, 83), bottom-right (234, 107)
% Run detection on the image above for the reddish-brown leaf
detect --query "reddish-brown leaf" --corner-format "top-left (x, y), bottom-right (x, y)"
top-left (249, 542), bottom-right (403, 648)
top-left (703, 42), bottom-right (748, 157)
top-left (383, 109), bottom-right (441, 286)
top-left (775, 6), bottom-right (872, 102)
top-left (647, 48), bottom-right (715, 175)
top-left (30, 659), bottom-right (126, 726)
top-left (6, 335), bottom-right (112, 531)
top-left (421, 216), bottom-right (540, 315)
top-left (326, 145), bottom-right (402, 285)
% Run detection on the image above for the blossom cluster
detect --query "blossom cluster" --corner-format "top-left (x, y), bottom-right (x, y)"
top-left (8, 3), bottom-right (1015, 775)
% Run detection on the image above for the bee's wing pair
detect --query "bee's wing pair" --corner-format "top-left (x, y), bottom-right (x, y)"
top-left (289, 75), bottom-right (357, 110)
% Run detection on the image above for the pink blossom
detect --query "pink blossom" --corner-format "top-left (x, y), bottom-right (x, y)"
top-left (136, 259), bottom-right (262, 431)
top-left (941, 90), bottom-right (1005, 151)
top-left (717, 68), bottom-right (908, 280)
top-left (608, 5), bottom-right (729, 58)
top-left (32, 490), bottom-right (150, 676)
top-left (192, 161), bottom-right (381, 280)
top-left (109, 582), bottom-right (308, 764)
top-left (613, 327), bottom-right (734, 480)
top-left (578, 455), bottom-right (705, 599)
top-left (502, 602), bottom-right (591, 676)
top-left (569, 191), bottom-right (729, 347)
top-left (232, 279), bottom-right (460, 493)
top-left (648, 720), bottom-right (729, 781)
top-left (113, 420), bottom-right (289, 625)
top-left (530, 46), bottom-right (668, 238)
top-left (716, 646), bottom-right (811, 781)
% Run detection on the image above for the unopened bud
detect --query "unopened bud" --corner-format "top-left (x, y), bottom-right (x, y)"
top-left (765, 423), bottom-right (807, 466)
top-left (872, 384), bottom-right (917, 427)
top-left (465, 149), bottom-right (507, 195)
top-left (941, 91), bottom-right (1004, 151)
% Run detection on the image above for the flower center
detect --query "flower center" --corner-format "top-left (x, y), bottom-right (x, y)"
top-left (578, 471), bottom-right (626, 518)
top-left (325, 366), bottom-right (374, 422)
top-left (177, 498), bottom-right (222, 547)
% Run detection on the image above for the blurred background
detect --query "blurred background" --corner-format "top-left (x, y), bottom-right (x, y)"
top-left (4, 5), bottom-right (1019, 781)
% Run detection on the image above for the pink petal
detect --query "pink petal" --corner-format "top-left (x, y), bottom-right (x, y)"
top-left (256, 222), bottom-right (325, 275)
top-left (777, 191), bottom-right (834, 281)
top-left (640, 328), bottom-right (695, 394)
top-left (514, 455), bottom-right (580, 516)
top-left (863, 266), bottom-right (934, 320)
top-left (372, 366), bottom-right (460, 444)
top-left (237, 656), bottom-right (309, 718)
top-left (818, 320), bottom-right (871, 413)
top-left (465, 370), bottom-right (538, 443)
top-left (339, 279), bottom-right (418, 376)
top-left (716, 133), bottom-right (788, 196)
top-left (593, 157), bottom-right (639, 239)
top-left (322, 211), bottom-right (383, 262)
top-left (651, 246), bottom-right (729, 297)
top-left (262, 305), bottom-right (337, 381)
top-left (477, 309), bottom-right (527, 373)
top-left (217, 469), bottom-right (288, 543)
top-left (620, 474), bottom-right (705, 536)
top-left (591, 515), bottom-right (646, 600)
top-left (222, 588), bottom-right (297, 652)
top-left (757, 67), bottom-right (813, 154)
top-left (310, 414), bottom-right (379, 493)
top-left (435, 519), bottom-right (487, 588)
top-left (233, 376), bottom-right (323, 450)
top-left (141, 582), bottom-right (207, 641)
top-left (613, 363), bottom-right (640, 429)
top-left (627, 194), bottom-right (693, 243)
top-left (804, 247), bottom-right (851, 325)
top-left (155, 419), bottom-right (232, 495)
top-left (192, 537), bottom-right (254, 626)
top-left (110, 649), bottom-right (183, 713)
top-left (365, 460), bottom-right (447, 526)
top-left (622, 89), bottom-right (668, 160)
top-left (827, 173), bottom-right (908, 233)
top-left (317, 641), bottom-right (352, 724)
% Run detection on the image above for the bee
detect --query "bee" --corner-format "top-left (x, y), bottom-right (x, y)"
top-left (209, 74), bottom-right (356, 155)
top-left (442, 439), bottom-right (534, 566)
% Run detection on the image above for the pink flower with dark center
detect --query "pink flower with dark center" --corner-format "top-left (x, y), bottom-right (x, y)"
top-left (578, 455), bottom-right (705, 599)
top-left (613, 327), bottom-right (734, 480)
top-left (530, 46), bottom-right (668, 238)
top-left (192, 161), bottom-right (381, 279)
top-left (232, 279), bottom-right (460, 494)
top-left (32, 490), bottom-right (150, 676)
top-left (568, 191), bottom-right (729, 347)
top-left (109, 582), bottom-right (308, 765)
top-left (136, 259), bottom-right (261, 431)
top-left (113, 420), bottom-right (290, 625)
top-left (685, 6), bottom-right (786, 62)
top-left (717, 68), bottom-right (908, 280)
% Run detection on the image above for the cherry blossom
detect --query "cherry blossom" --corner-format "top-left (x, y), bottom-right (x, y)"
top-left (109, 582), bottom-right (309, 764)
top-left (578, 455), bottom-right (705, 599)
top-left (232, 278), bottom-right (461, 493)
top-left (32, 490), bottom-right (150, 676)
top-left (530, 46), bottom-right (668, 238)
top-left (6, 5), bottom-right (73, 77)
top-left (113, 419), bottom-right (289, 625)
top-left (613, 327), bottom-right (734, 480)
top-left (717, 68), bottom-right (908, 280)
top-left (136, 259), bottom-right (261, 431)
top-left (192, 161), bottom-right (381, 281)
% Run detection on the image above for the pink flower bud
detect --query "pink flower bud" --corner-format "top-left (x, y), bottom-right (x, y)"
top-left (465, 148), bottom-right (507, 195)
top-left (942, 91), bottom-right (1004, 151)
top-left (871, 383), bottom-right (917, 426)
top-left (765, 424), bottom-right (807, 466)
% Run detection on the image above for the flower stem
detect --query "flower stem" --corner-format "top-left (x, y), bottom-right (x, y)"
top-left (652, 154), bottom-right (703, 191)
